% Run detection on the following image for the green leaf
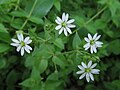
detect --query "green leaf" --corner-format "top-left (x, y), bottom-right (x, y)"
top-left (54, 38), bottom-right (64, 49)
top-left (10, 10), bottom-right (27, 17)
top-left (107, 39), bottom-right (120, 55)
top-left (0, 0), bottom-right (16, 5)
top-left (0, 58), bottom-right (6, 69)
top-left (0, 24), bottom-right (11, 43)
top-left (107, 0), bottom-right (120, 16)
top-left (19, 78), bottom-right (35, 87)
top-left (0, 43), bottom-right (10, 53)
top-left (11, 18), bottom-right (24, 29)
top-left (29, 16), bottom-right (44, 25)
top-left (38, 59), bottom-right (48, 74)
top-left (25, 0), bottom-right (54, 18)
top-left (54, 0), bottom-right (61, 11)
top-left (52, 56), bottom-right (65, 69)
top-left (72, 32), bottom-right (81, 49)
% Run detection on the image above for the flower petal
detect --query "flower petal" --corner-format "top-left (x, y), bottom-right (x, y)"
top-left (11, 39), bottom-right (20, 43)
top-left (11, 43), bottom-right (19, 47)
top-left (59, 27), bottom-right (64, 35)
top-left (67, 24), bottom-right (76, 28)
top-left (25, 46), bottom-right (30, 53)
top-left (86, 73), bottom-right (90, 82)
top-left (57, 17), bottom-right (62, 23)
top-left (89, 73), bottom-right (94, 81)
top-left (16, 45), bottom-right (21, 52)
top-left (91, 69), bottom-right (100, 74)
top-left (90, 45), bottom-right (94, 54)
top-left (84, 37), bottom-right (90, 42)
top-left (78, 65), bottom-right (84, 70)
top-left (66, 27), bottom-right (72, 34)
top-left (55, 19), bottom-right (61, 24)
top-left (88, 33), bottom-right (92, 40)
top-left (24, 37), bottom-right (32, 44)
top-left (55, 25), bottom-right (62, 30)
top-left (79, 72), bottom-right (86, 79)
top-left (26, 40), bottom-right (32, 44)
top-left (26, 45), bottom-right (32, 51)
top-left (17, 33), bottom-right (24, 41)
top-left (24, 37), bottom-right (30, 43)
top-left (95, 35), bottom-right (101, 41)
top-left (83, 43), bottom-right (90, 49)
top-left (92, 45), bottom-right (97, 53)
top-left (67, 19), bottom-right (75, 24)
top-left (81, 62), bottom-right (87, 68)
top-left (20, 47), bottom-right (25, 56)
top-left (64, 28), bottom-right (68, 36)
top-left (62, 13), bottom-right (66, 21)
top-left (95, 41), bottom-right (103, 45)
top-left (65, 13), bottom-right (69, 21)
top-left (93, 33), bottom-right (98, 40)
top-left (90, 63), bottom-right (97, 69)
top-left (88, 61), bottom-right (92, 68)
top-left (76, 70), bottom-right (84, 74)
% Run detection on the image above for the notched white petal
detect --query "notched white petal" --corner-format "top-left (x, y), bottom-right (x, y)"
top-left (93, 33), bottom-right (98, 40)
top-left (89, 73), bottom-right (94, 81)
top-left (88, 33), bottom-right (92, 40)
top-left (81, 62), bottom-right (87, 68)
top-left (86, 73), bottom-right (90, 82)
top-left (66, 27), bottom-right (72, 34)
top-left (20, 47), bottom-right (25, 56)
top-left (16, 45), bottom-right (21, 52)
top-left (55, 25), bottom-right (62, 30)
top-left (67, 24), bottom-right (76, 28)
top-left (64, 28), bottom-right (68, 36)
top-left (90, 63), bottom-right (97, 69)
top-left (88, 61), bottom-right (92, 68)
top-left (62, 13), bottom-right (66, 21)
top-left (11, 39), bottom-right (20, 43)
top-left (84, 37), bottom-right (90, 42)
top-left (11, 43), bottom-right (19, 47)
top-left (91, 69), bottom-right (100, 74)
top-left (67, 19), bottom-right (75, 24)
top-left (79, 72), bottom-right (86, 79)
top-left (95, 35), bottom-right (101, 41)
top-left (57, 17), bottom-right (62, 23)
top-left (59, 27), bottom-right (64, 35)
top-left (76, 71), bottom-right (84, 74)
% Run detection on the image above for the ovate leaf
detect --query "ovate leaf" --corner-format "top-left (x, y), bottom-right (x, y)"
top-left (0, 23), bottom-right (11, 43)
top-left (0, 43), bottom-right (10, 53)
top-left (72, 32), bottom-right (81, 49)
top-left (54, 38), bottom-right (64, 49)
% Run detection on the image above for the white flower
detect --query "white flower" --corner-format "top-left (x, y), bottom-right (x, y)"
top-left (11, 33), bottom-right (32, 56)
top-left (76, 60), bottom-right (100, 82)
top-left (55, 12), bottom-right (76, 36)
top-left (83, 33), bottom-right (103, 54)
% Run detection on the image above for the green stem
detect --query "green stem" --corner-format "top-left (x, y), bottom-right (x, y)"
top-left (84, 6), bottom-right (107, 25)
top-left (19, 0), bottom-right (38, 31)
top-left (71, 6), bottom-right (107, 35)
top-left (11, 0), bottom-right (20, 22)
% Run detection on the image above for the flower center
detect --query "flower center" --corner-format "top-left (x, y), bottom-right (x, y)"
top-left (85, 68), bottom-right (91, 72)
top-left (90, 40), bottom-right (95, 45)
top-left (62, 22), bottom-right (67, 27)
top-left (20, 41), bottom-right (25, 47)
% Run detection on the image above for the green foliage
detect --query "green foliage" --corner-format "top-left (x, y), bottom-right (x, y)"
top-left (0, 0), bottom-right (120, 90)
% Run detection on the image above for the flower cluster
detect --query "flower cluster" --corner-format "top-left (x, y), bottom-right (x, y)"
top-left (10, 12), bottom-right (102, 82)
